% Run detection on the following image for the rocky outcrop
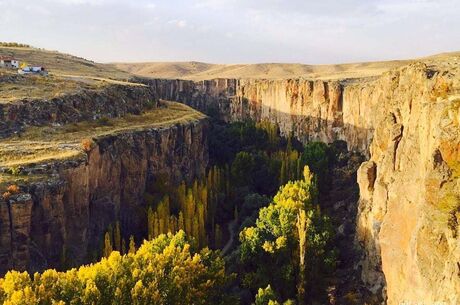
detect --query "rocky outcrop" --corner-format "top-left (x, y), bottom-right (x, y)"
top-left (355, 64), bottom-right (460, 305)
top-left (0, 84), bottom-right (157, 138)
top-left (0, 119), bottom-right (208, 274)
top-left (144, 60), bottom-right (460, 304)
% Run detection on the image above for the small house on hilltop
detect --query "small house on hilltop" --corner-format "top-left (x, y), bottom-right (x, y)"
top-left (0, 56), bottom-right (19, 68)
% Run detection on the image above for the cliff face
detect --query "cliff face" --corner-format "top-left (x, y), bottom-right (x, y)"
top-left (356, 64), bottom-right (460, 305)
top-left (0, 84), bottom-right (157, 138)
top-left (146, 77), bottom-right (373, 155)
top-left (146, 61), bottom-right (460, 304)
top-left (0, 120), bottom-right (208, 273)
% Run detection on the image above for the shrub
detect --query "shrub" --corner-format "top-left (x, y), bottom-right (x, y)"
top-left (2, 192), bottom-right (11, 200)
top-left (6, 185), bottom-right (19, 194)
top-left (81, 138), bottom-right (93, 152)
top-left (145, 100), bottom-right (156, 110)
top-left (96, 116), bottom-right (112, 126)
top-left (0, 42), bottom-right (31, 48)
top-left (8, 166), bottom-right (20, 176)
top-left (431, 79), bottom-right (452, 100)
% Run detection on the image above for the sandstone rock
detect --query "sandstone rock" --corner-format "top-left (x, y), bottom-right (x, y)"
top-left (357, 161), bottom-right (376, 202)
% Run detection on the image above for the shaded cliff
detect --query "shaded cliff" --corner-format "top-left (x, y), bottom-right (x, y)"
top-left (0, 119), bottom-right (208, 274)
top-left (143, 77), bottom-right (373, 155)
top-left (142, 58), bottom-right (460, 304)
top-left (0, 83), bottom-right (157, 138)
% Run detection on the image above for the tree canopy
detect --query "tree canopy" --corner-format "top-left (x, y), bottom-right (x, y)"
top-left (0, 231), bottom-right (229, 305)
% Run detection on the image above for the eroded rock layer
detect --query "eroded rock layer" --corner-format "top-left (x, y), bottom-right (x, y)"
top-left (0, 120), bottom-right (208, 274)
top-left (0, 84), bottom-right (157, 137)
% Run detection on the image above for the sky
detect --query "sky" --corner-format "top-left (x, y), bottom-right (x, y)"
top-left (0, 0), bottom-right (459, 64)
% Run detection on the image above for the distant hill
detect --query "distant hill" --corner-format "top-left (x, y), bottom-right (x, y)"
top-left (112, 51), bottom-right (460, 81)
top-left (112, 60), bottom-right (411, 81)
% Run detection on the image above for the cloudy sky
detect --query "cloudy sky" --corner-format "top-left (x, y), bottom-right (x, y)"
top-left (0, 0), bottom-right (459, 64)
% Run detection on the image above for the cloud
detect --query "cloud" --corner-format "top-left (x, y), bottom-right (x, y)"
top-left (168, 19), bottom-right (187, 28)
top-left (45, 0), bottom-right (108, 5)
top-left (0, 0), bottom-right (458, 63)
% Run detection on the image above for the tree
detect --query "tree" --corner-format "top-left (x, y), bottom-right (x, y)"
top-left (103, 232), bottom-right (113, 258)
top-left (114, 221), bottom-right (122, 251)
top-left (254, 285), bottom-right (279, 305)
top-left (231, 151), bottom-right (255, 187)
top-left (122, 239), bottom-right (126, 255)
top-left (239, 166), bottom-right (334, 301)
top-left (147, 207), bottom-right (154, 239)
top-left (0, 232), bottom-right (230, 305)
top-left (301, 142), bottom-right (331, 191)
top-left (296, 209), bottom-right (311, 304)
top-left (129, 235), bottom-right (136, 254)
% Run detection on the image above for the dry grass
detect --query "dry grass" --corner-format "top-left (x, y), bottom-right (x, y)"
top-left (0, 46), bottom-right (130, 79)
top-left (0, 102), bottom-right (205, 168)
top-left (0, 46), bottom-right (141, 103)
top-left (0, 73), bottom-right (107, 103)
top-left (113, 60), bottom-right (412, 81)
top-left (0, 173), bottom-right (48, 189)
top-left (112, 51), bottom-right (460, 81)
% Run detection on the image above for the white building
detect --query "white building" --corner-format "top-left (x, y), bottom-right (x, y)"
top-left (0, 56), bottom-right (19, 68)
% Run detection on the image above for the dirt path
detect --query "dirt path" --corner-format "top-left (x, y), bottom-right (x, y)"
top-left (221, 219), bottom-right (237, 255)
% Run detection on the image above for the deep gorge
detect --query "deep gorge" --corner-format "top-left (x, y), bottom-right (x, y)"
top-left (0, 61), bottom-right (459, 305)
top-left (146, 61), bottom-right (459, 304)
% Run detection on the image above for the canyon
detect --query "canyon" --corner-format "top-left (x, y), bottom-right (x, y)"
top-left (0, 50), bottom-right (459, 305)
top-left (144, 58), bottom-right (459, 304)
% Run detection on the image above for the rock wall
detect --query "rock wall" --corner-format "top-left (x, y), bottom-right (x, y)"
top-left (0, 120), bottom-right (208, 274)
top-left (145, 62), bottom-right (460, 304)
top-left (145, 77), bottom-right (374, 155)
top-left (0, 84), bottom-right (157, 138)
top-left (355, 64), bottom-right (459, 305)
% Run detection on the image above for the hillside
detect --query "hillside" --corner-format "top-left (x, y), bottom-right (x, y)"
top-left (0, 46), bottom-right (129, 79)
top-left (0, 46), bottom-right (135, 103)
top-left (112, 51), bottom-right (460, 81)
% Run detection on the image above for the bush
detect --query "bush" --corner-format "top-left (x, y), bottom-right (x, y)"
top-left (0, 42), bottom-right (31, 48)
top-left (144, 100), bottom-right (156, 110)
top-left (6, 185), bottom-right (19, 194)
top-left (8, 166), bottom-right (20, 176)
top-left (81, 138), bottom-right (93, 152)
top-left (96, 116), bottom-right (112, 126)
